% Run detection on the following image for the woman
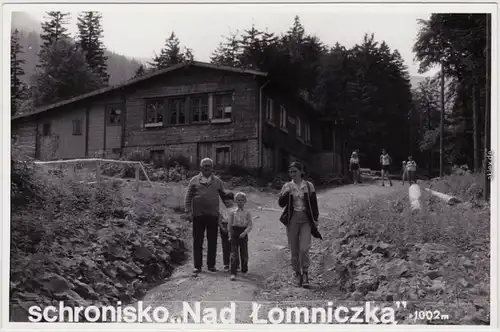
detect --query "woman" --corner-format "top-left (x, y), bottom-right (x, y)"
top-left (349, 151), bottom-right (361, 184)
top-left (278, 162), bottom-right (321, 288)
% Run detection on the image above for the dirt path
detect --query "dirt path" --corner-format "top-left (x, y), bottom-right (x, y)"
top-left (141, 182), bottom-right (402, 323)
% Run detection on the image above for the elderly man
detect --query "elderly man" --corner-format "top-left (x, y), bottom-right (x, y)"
top-left (185, 158), bottom-right (234, 276)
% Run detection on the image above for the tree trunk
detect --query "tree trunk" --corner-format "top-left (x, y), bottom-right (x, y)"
top-left (439, 62), bottom-right (445, 177)
top-left (484, 13), bottom-right (491, 201)
top-left (472, 82), bottom-right (481, 171)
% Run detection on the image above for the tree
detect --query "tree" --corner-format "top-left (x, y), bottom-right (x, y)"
top-left (31, 38), bottom-right (101, 107)
top-left (11, 29), bottom-right (26, 116)
top-left (132, 64), bottom-right (146, 78)
top-left (413, 14), bottom-right (488, 173)
top-left (149, 32), bottom-right (193, 70)
top-left (210, 30), bottom-right (243, 67)
top-left (38, 11), bottom-right (71, 68)
top-left (77, 11), bottom-right (109, 86)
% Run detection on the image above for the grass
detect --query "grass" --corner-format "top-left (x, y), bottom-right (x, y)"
top-left (315, 172), bottom-right (490, 325)
top-left (10, 148), bottom-right (191, 322)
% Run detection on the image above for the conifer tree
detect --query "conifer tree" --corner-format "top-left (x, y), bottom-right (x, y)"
top-left (77, 11), bottom-right (109, 86)
top-left (11, 29), bottom-right (26, 115)
top-left (37, 11), bottom-right (71, 68)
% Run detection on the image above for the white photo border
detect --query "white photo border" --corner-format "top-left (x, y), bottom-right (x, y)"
top-left (1, 1), bottom-right (498, 331)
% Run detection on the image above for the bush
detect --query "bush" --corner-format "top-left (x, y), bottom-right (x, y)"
top-left (163, 155), bottom-right (192, 170)
top-left (10, 151), bottom-right (188, 322)
top-left (429, 170), bottom-right (485, 202)
top-left (318, 176), bottom-right (490, 325)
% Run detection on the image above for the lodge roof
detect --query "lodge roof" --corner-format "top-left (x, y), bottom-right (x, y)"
top-left (11, 61), bottom-right (268, 121)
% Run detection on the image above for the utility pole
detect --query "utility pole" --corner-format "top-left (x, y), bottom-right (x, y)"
top-left (440, 60), bottom-right (445, 177)
top-left (484, 14), bottom-right (491, 201)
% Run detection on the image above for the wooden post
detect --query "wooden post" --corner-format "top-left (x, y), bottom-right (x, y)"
top-left (135, 163), bottom-right (140, 191)
top-left (70, 163), bottom-right (77, 181)
top-left (409, 184), bottom-right (422, 211)
top-left (96, 160), bottom-right (101, 183)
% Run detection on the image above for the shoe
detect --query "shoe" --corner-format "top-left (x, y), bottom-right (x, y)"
top-left (241, 269), bottom-right (248, 274)
top-left (223, 265), bottom-right (229, 272)
top-left (302, 272), bottom-right (310, 288)
top-left (208, 267), bottom-right (217, 272)
top-left (192, 268), bottom-right (201, 276)
top-left (230, 275), bottom-right (236, 281)
top-left (294, 272), bottom-right (303, 287)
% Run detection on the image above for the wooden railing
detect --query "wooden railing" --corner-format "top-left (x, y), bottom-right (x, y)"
top-left (34, 158), bottom-right (153, 191)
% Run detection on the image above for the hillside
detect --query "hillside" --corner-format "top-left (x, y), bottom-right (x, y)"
top-left (11, 12), bottom-right (144, 86)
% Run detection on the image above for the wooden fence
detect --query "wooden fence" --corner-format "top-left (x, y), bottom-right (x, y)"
top-left (33, 158), bottom-right (153, 191)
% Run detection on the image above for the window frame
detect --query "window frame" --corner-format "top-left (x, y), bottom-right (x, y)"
top-left (296, 117), bottom-right (302, 138)
top-left (166, 97), bottom-right (187, 126)
top-left (304, 123), bottom-right (311, 144)
top-left (191, 95), bottom-right (209, 123)
top-left (144, 98), bottom-right (165, 128)
top-left (212, 93), bottom-right (233, 123)
top-left (106, 105), bottom-right (123, 126)
top-left (279, 105), bottom-right (288, 132)
top-left (42, 123), bottom-right (51, 137)
top-left (214, 145), bottom-right (231, 166)
top-left (72, 119), bottom-right (83, 136)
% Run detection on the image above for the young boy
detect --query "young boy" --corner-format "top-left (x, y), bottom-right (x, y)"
top-left (228, 192), bottom-right (253, 281)
top-left (401, 161), bottom-right (408, 185)
top-left (379, 149), bottom-right (393, 187)
top-left (406, 156), bottom-right (417, 184)
top-left (219, 199), bottom-right (235, 272)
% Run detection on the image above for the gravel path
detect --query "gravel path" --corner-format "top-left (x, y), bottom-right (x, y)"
top-left (140, 182), bottom-right (402, 323)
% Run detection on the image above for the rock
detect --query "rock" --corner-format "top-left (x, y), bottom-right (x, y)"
top-left (102, 265), bottom-right (118, 279)
top-left (37, 273), bottom-right (71, 294)
top-left (54, 290), bottom-right (89, 308)
top-left (117, 262), bottom-right (140, 279)
top-left (94, 282), bottom-right (120, 298)
top-left (72, 280), bottom-right (99, 300)
top-left (155, 249), bottom-right (171, 262)
top-left (424, 270), bottom-right (441, 280)
top-left (458, 278), bottom-right (472, 288)
top-left (134, 246), bottom-right (154, 263)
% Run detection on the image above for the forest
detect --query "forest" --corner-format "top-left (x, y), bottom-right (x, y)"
top-left (11, 12), bottom-right (491, 191)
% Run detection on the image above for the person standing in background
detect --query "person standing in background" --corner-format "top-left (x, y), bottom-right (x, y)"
top-left (379, 149), bottom-right (393, 187)
top-left (349, 151), bottom-right (361, 184)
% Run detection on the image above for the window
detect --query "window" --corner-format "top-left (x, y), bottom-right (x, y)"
top-left (42, 123), bottom-right (51, 137)
top-left (213, 93), bottom-right (233, 122)
top-left (215, 146), bottom-right (231, 165)
top-left (304, 123), bottom-right (311, 144)
top-left (167, 98), bottom-right (186, 125)
top-left (191, 95), bottom-right (209, 123)
top-left (72, 119), bottom-right (82, 135)
top-left (280, 106), bottom-right (287, 130)
top-left (145, 99), bottom-right (164, 127)
top-left (266, 98), bottom-right (274, 123)
top-left (107, 106), bottom-right (122, 125)
top-left (296, 117), bottom-right (302, 138)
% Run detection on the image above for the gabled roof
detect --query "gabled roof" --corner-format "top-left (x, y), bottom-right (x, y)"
top-left (12, 61), bottom-right (268, 121)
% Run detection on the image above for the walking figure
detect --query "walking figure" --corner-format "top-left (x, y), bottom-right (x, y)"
top-left (228, 192), bottom-right (253, 281)
top-left (278, 161), bottom-right (322, 289)
top-left (379, 149), bottom-right (393, 187)
top-left (406, 156), bottom-right (417, 184)
top-left (349, 151), bottom-right (361, 184)
top-left (184, 158), bottom-right (234, 276)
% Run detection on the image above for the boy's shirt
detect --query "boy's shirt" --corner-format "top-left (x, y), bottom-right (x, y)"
top-left (380, 154), bottom-right (391, 165)
top-left (406, 160), bottom-right (417, 171)
top-left (228, 207), bottom-right (253, 234)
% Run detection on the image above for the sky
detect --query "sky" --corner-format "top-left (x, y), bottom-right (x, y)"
top-left (19, 4), bottom-right (442, 77)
